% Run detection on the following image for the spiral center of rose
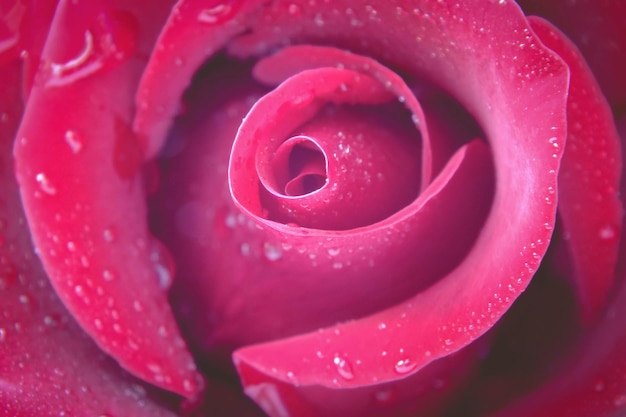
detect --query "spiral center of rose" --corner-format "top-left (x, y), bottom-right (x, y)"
top-left (229, 47), bottom-right (433, 230)
top-left (269, 135), bottom-right (328, 197)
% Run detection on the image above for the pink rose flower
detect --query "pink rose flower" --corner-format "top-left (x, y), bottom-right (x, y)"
top-left (1, 1), bottom-right (624, 416)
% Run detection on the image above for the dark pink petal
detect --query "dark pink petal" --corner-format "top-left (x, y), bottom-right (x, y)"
top-left (238, 339), bottom-right (485, 417)
top-left (231, 62), bottom-right (422, 230)
top-left (220, 1), bottom-right (569, 414)
top-left (13, 0), bottom-right (203, 396)
top-left (0, 0), bottom-right (59, 100)
top-left (133, 0), bottom-right (266, 160)
top-left (0, 59), bottom-right (177, 417)
top-left (153, 53), bottom-right (493, 365)
top-left (253, 46), bottom-right (434, 189)
top-left (139, 1), bottom-right (572, 415)
top-left (486, 253), bottom-right (626, 416)
top-left (529, 17), bottom-right (622, 324)
top-left (518, 0), bottom-right (626, 108)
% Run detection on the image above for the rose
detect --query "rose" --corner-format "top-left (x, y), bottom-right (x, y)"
top-left (1, 1), bottom-right (624, 417)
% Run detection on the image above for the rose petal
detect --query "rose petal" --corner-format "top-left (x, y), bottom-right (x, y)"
top-left (221, 0), bottom-right (569, 412)
top-left (13, 0), bottom-right (203, 396)
top-left (253, 45), bottom-right (434, 189)
top-left (0, 58), bottom-right (178, 417)
top-left (231, 63), bottom-right (422, 230)
top-left (152, 57), bottom-right (494, 374)
top-left (0, 0), bottom-right (58, 100)
top-left (486, 242), bottom-right (626, 416)
top-left (529, 16), bottom-right (622, 324)
top-left (133, 0), bottom-right (266, 160)
top-left (518, 0), bottom-right (626, 108)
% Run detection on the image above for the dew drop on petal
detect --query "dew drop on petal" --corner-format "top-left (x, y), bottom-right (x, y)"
top-left (614, 394), bottom-right (626, 408)
top-left (102, 228), bottom-right (116, 243)
top-left (64, 130), bottom-right (83, 154)
top-left (102, 269), bottom-right (115, 282)
top-left (394, 358), bottom-right (417, 374)
top-left (49, 31), bottom-right (97, 83)
top-left (36, 173), bottom-right (57, 195)
top-left (263, 242), bottom-right (282, 261)
top-left (333, 356), bottom-right (355, 380)
top-left (599, 225), bottom-right (617, 240)
top-left (197, 3), bottom-right (235, 24)
top-left (154, 263), bottom-right (171, 289)
top-left (327, 247), bottom-right (341, 256)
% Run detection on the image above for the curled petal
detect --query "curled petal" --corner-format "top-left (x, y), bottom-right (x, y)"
top-left (13, 0), bottom-right (202, 396)
top-left (529, 17), bottom-right (622, 324)
top-left (0, 58), bottom-right (176, 417)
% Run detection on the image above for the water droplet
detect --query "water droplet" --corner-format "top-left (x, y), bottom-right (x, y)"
top-left (333, 356), bottom-right (355, 380)
top-left (36, 173), bottom-right (57, 195)
top-left (263, 242), bottom-right (282, 261)
top-left (94, 318), bottom-right (103, 330)
top-left (150, 238), bottom-right (175, 289)
top-left (544, 222), bottom-right (553, 231)
top-left (183, 379), bottom-right (194, 392)
top-left (224, 213), bottom-right (237, 228)
top-left (147, 363), bottom-right (163, 374)
top-left (197, 3), bottom-right (235, 24)
top-left (154, 263), bottom-right (171, 289)
top-left (599, 225), bottom-right (616, 240)
top-left (47, 11), bottom-right (137, 87)
top-left (157, 326), bottom-right (168, 337)
top-left (240, 242), bottom-right (251, 256)
top-left (377, 322), bottom-right (387, 330)
top-left (43, 315), bottom-right (60, 327)
top-left (327, 247), bottom-right (341, 256)
top-left (64, 130), bottom-right (83, 154)
top-left (49, 30), bottom-right (96, 85)
top-left (614, 394), bottom-right (626, 407)
top-left (288, 3), bottom-right (302, 15)
top-left (0, 328), bottom-right (6, 341)
top-left (18, 294), bottom-right (32, 306)
top-left (394, 358), bottom-right (417, 374)
top-left (102, 269), bottom-right (116, 281)
top-left (332, 261), bottom-right (343, 269)
top-left (103, 228), bottom-right (116, 242)
top-left (314, 13), bottom-right (325, 26)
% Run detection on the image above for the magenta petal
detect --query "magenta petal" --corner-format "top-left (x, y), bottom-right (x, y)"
top-left (233, 139), bottom-right (495, 386)
top-left (486, 260), bottom-right (626, 417)
top-left (153, 60), bottom-right (493, 374)
top-left (253, 45), bottom-right (434, 188)
top-left (133, 0), bottom-right (266, 160)
top-left (231, 64), bottom-right (422, 230)
top-left (0, 60), bottom-right (176, 417)
top-left (518, 0), bottom-right (626, 108)
top-left (530, 17), bottom-right (622, 324)
top-left (225, 1), bottom-right (570, 413)
top-left (13, 0), bottom-right (202, 396)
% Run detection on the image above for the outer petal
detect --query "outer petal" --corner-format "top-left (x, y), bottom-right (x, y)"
top-left (13, 0), bottom-right (203, 396)
top-left (487, 222), bottom-right (626, 416)
top-left (518, 0), bottom-right (626, 108)
top-left (0, 58), bottom-right (177, 417)
top-left (529, 17), bottom-right (622, 323)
